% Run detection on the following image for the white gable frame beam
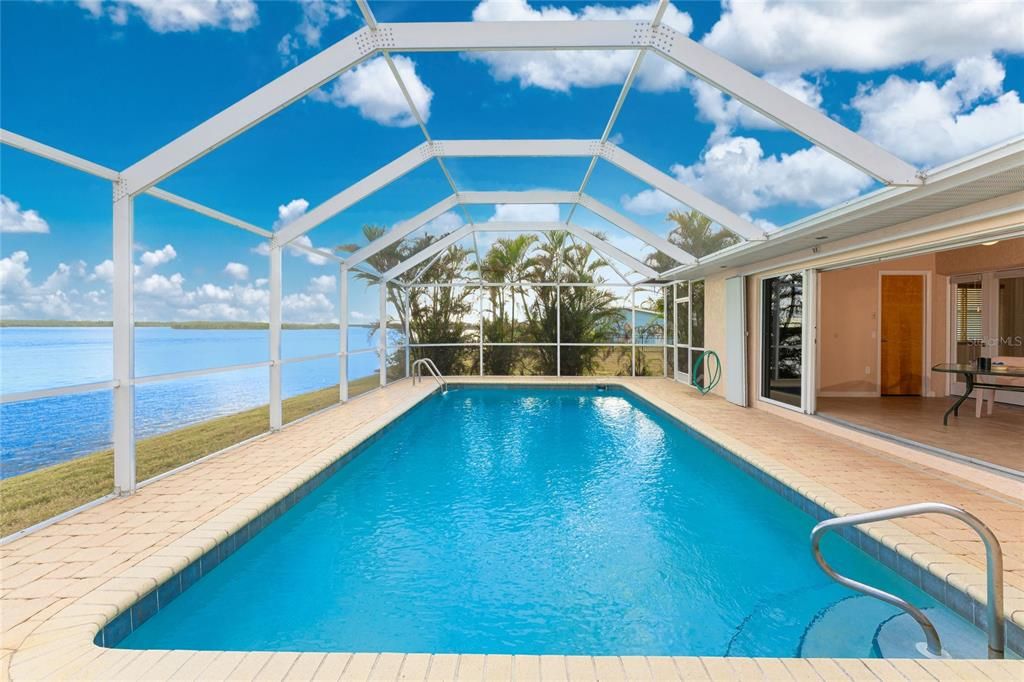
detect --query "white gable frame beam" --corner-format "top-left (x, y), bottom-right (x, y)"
top-left (383, 225), bottom-right (475, 281)
top-left (121, 30), bottom-right (374, 195)
top-left (577, 194), bottom-right (695, 265)
top-left (119, 20), bottom-right (919, 196)
top-left (344, 195), bottom-right (459, 268)
top-left (277, 142), bottom-right (433, 244)
top-left (565, 224), bottom-right (657, 278)
top-left (458, 190), bottom-right (578, 205)
top-left (598, 142), bottom-right (765, 241)
top-left (569, 0), bottom-right (671, 224)
top-left (386, 21), bottom-right (920, 187)
top-left (356, 0), bottom-right (476, 233)
top-left (1, 129), bottom-right (275, 240)
top-left (458, 191), bottom-right (695, 264)
top-left (284, 139), bottom-right (761, 247)
top-left (652, 24), bottom-right (921, 186)
top-left (384, 222), bottom-right (657, 282)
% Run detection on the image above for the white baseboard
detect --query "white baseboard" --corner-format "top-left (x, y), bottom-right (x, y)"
top-left (817, 391), bottom-right (880, 398)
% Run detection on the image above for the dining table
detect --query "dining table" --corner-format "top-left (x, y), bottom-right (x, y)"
top-left (931, 363), bottom-right (1024, 425)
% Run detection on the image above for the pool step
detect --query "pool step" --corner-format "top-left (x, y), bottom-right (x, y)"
top-left (874, 607), bottom-right (990, 659)
top-left (799, 595), bottom-right (899, 658)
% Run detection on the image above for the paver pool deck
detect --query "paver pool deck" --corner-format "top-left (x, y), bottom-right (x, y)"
top-left (2, 377), bottom-right (1022, 680)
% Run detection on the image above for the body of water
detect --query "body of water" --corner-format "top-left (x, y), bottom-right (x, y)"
top-left (0, 326), bottom-right (391, 478)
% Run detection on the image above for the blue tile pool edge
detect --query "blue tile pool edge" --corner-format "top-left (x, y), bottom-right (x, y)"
top-left (92, 381), bottom-right (1022, 655)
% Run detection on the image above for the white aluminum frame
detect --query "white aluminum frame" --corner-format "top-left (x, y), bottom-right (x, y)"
top-left (119, 20), bottom-right (920, 195)
top-left (277, 139), bottom-right (767, 248)
top-left (0, 11), bottom-right (934, 518)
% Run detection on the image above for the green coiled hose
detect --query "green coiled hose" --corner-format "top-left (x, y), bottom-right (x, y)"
top-left (691, 350), bottom-right (721, 395)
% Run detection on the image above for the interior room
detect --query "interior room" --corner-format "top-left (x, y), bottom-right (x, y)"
top-left (816, 238), bottom-right (1024, 475)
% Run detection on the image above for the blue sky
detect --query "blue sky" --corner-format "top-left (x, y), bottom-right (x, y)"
top-left (2, 0), bottom-right (1022, 322)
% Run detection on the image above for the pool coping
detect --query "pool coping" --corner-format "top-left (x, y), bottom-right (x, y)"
top-left (5, 377), bottom-right (1023, 680)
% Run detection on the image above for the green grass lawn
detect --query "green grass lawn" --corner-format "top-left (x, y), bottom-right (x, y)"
top-left (0, 376), bottom-right (380, 537)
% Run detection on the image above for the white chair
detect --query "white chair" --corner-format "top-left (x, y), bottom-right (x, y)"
top-left (976, 356), bottom-right (1024, 417)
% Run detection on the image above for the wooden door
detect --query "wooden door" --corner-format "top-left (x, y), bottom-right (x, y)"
top-left (881, 275), bottom-right (924, 395)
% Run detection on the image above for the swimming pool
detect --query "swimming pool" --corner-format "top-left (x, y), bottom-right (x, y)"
top-left (114, 385), bottom-right (986, 657)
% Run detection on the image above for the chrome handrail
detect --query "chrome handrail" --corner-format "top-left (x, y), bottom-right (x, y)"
top-left (811, 502), bottom-right (1004, 659)
top-left (412, 358), bottom-right (447, 393)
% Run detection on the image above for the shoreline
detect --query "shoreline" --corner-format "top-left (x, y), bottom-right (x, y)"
top-left (0, 377), bottom-right (379, 536)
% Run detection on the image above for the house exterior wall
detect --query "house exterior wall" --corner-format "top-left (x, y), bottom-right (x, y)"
top-left (684, 195), bottom-right (1024, 412)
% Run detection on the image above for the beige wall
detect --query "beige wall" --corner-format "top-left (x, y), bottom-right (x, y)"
top-left (676, 194), bottom-right (1023, 411)
top-left (817, 254), bottom-right (948, 397)
top-left (935, 238), bottom-right (1024, 275)
top-left (703, 275), bottom-right (728, 397)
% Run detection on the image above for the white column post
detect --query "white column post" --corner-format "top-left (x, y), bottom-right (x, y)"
top-left (269, 242), bottom-right (283, 430)
top-left (403, 283), bottom-right (411, 379)
top-left (112, 192), bottom-right (136, 495)
top-left (663, 285), bottom-right (668, 378)
top-left (339, 265), bottom-right (349, 401)
top-left (631, 286), bottom-right (637, 377)
top-left (379, 283), bottom-right (387, 387)
top-left (556, 284), bottom-right (561, 377)
top-left (478, 283), bottom-right (484, 376)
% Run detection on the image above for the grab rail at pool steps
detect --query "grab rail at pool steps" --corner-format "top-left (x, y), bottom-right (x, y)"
top-left (811, 502), bottom-right (1004, 659)
top-left (412, 358), bottom-right (447, 393)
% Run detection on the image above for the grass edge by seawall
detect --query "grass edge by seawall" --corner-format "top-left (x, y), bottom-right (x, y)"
top-left (0, 376), bottom-right (381, 537)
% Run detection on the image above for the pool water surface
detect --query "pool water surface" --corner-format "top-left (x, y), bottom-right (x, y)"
top-left (117, 386), bottom-right (978, 657)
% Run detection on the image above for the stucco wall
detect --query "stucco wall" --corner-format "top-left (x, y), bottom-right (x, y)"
top-left (935, 238), bottom-right (1024, 275)
top-left (703, 275), bottom-right (728, 397)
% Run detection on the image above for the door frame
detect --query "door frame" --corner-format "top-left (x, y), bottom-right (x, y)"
top-left (757, 269), bottom-right (815, 413)
top-left (951, 268), bottom-right (1024, 406)
top-left (876, 270), bottom-right (932, 397)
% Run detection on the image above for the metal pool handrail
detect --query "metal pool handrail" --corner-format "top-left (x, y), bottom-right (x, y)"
top-left (810, 502), bottom-right (1004, 659)
top-left (412, 358), bottom-right (447, 393)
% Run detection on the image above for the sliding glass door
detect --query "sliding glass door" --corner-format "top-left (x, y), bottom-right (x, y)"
top-left (761, 273), bottom-right (804, 408)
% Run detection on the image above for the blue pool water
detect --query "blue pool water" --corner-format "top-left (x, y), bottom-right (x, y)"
top-left (118, 386), bottom-right (981, 657)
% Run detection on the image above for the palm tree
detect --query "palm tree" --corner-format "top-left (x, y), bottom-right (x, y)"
top-left (644, 209), bottom-right (740, 269)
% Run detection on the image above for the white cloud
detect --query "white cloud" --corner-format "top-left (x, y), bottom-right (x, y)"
top-left (313, 55), bottom-right (432, 127)
top-left (852, 55), bottom-right (1024, 167)
top-left (421, 210), bottom-right (465, 236)
top-left (622, 135), bottom-right (873, 216)
top-left (278, 0), bottom-right (350, 66)
top-left (620, 188), bottom-right (682, 216)
top-left (273, 198), bottom-right (311, 229)
top-left (139, 244), bottom-right (177, 268)
top-left (0, 195), bottom-right (50, 234)
top-left (467, 0), bottom-right (692, 92)
top-left (690, 72), bottom-right (823, 137)
top-left (264, 198), bottom-right (333, 266)
top-left (1, 251), bottom-right (89, 319)
top-left (702, 0), bottom-right (1024, 74)
top-left (0, 247), bottom-right (337, 323)
top-left (489, 203), bottom-right (560, 223)
top-left (90, 259), bottom-right (115, 282)
top-left (224, 261), bottom-right (249, 280)
top-left (78, 0), bottom-right (258, 33)
top-left (309, 274), bottom-right (337, 294)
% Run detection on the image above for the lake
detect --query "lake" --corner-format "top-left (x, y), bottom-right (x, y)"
top-left (0, 327), bottom-right (390, 478)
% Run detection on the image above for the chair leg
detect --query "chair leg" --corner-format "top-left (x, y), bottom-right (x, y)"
top-left (975, 390), bottom-right (983, 418)
top-left (987, 389), bottom-right (995, 415)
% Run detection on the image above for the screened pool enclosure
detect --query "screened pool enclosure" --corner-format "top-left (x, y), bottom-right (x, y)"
top-left (1, 0), bottom-right (929, 534)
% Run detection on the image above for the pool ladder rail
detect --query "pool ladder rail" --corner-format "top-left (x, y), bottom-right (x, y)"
top-left (412, 358), bottom-right (447, 393)
top-left (811, 502), bottom-right (1004, 659)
